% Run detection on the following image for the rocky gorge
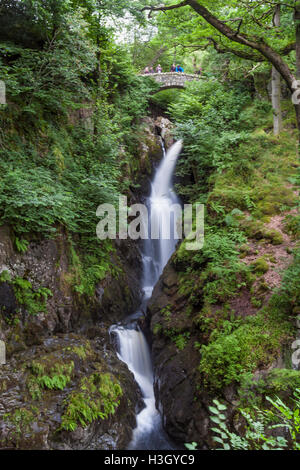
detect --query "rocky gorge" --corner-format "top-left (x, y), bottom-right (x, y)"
top-left (0, 102), bottom-right (299, 450)
top-left (0, 116), bottom-right (178, 450)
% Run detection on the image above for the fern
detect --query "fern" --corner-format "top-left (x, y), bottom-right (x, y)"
top-left (60, 373), bottom-right (123, 432)
top-left (209, 392), bottom-right (300, 450)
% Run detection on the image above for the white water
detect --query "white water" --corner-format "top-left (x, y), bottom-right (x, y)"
top-left (111, 140), bottom-right (183, 450)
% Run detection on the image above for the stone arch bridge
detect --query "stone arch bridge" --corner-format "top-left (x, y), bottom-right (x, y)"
top-left (140, 72), bottom-right (202, 92)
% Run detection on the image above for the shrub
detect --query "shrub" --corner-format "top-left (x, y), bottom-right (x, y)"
top-left (198, 308), bottom-right (293, 390)
top-left (60, 373), bottom-right (123, 431)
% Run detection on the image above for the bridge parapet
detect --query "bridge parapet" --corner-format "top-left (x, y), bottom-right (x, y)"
top-left (140, 72), bottom-right (201, 92)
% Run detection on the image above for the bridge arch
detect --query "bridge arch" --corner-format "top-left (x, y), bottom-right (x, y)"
top-left (140, 72), bottom-right (202, 93)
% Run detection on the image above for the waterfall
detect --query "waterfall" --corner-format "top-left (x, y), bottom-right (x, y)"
top-left (110, 140), bottom-right (183, 450)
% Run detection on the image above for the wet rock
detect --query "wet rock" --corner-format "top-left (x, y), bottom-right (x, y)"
top-left (0, 335), bottom-right (143, 450)
top-left (93, 239), bottom-right (143, 324)
top-left (133, 116), bottom-right (174, 197)
top-left (0, 282), bottom-right (17, 318)
top-left (147, 261), bottom-right (203, 445)
top-left (138, 117), bottom-right (162, 171)
top-left (0, 225), bottom-right (143, 349)
top-left (162, 268), bottom-right (178, 289)
top-left (147, 259), bottom-right (240, 448)
top-left (0, 221), bottom-right (145, 449)
top-left (154, 117), bottom-right (174, 149)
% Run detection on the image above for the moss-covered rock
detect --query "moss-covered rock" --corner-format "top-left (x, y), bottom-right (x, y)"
top-left (0, 335), bottom-right (142, 450)
top-left (239, 369), bottom-right (300, 406)
top-left (240, 218), bottom-right (284, 245)
top-left (250, 258), bottom-right (269, 275)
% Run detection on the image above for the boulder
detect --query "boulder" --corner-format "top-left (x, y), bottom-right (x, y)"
top-left (0, 335), bottom-right (143, 450)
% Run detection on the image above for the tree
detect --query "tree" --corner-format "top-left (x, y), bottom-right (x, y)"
top-left (69, 1), bottom-right (146, 84)
top-left (142, 1), bottom-right (300, 141)
top-left (272, 5), bottom-right (283, 135)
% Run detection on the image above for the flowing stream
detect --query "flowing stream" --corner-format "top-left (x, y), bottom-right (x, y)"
top-left (110, 140), bottom-right (183, 450)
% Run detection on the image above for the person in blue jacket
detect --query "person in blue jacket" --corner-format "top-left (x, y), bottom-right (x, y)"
top-left (176, 65), bottom-right (184, 72)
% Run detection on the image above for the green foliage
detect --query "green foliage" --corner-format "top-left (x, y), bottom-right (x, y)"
top-left (1, 12), bottom-right (96, 115)
top-left (196, 253), bottom-right (300, 392)
top-left (240, 218), bottom-right (285, 245)
top-left (0, 2), bottom-right (154, 246)
top-left (198, 306), bottom-right (293, 390)
top-left (209, 128), bottom-right (297, 218)
top-left (72, 345), bottom-right (88, 360)
top-left (15, 237), bottom-right (29, 254)
top-left (161, 304), bottom-right (172, 321)
top-left (168, 71), bottom-right (297, 210)
top-left (210, 392), bottom-right (300, 450)
top-left (153, 323), bottom-right (162, 335)
top-left (150, 89), bottom-right (180, 111)
top-left (279, 249), bottom-right (300, 310)
top-left (60, 373), bottom-right (123, 432)
top-left (4, 407), bottom-right (37, 440)
top-left (0, 270), bottom-right (12, 283)
top-left (168, 80), bottom-right (251, 200)
top-left (176, 227), bottom-right (250, 309)
top-left (27, 360), bottom-right (74, 399)
top-left (250, 258), bottom-right (269, 276)
top-left (176, 227), bottom-right (244, 270)
top-left (65, 241), bottom-right (121, 297)
top-left (12, 277), bottom-right (52, 316)
top-left (174, 332), bottom-right (191, 351)
top-left (151, 305), bottom-right (192, 351)
top-left (138, 0), bottom-right (297, 106)
top-left (239, 370), bottom-right (300, 406)
top-left (185, 442), bottom-right (198, 450)
top-left (168, 84), bottom-right (298, 397)
top-left (0, 1), bottom-right (157, 304)
top-left (0, 167), bottom-right (78, 235)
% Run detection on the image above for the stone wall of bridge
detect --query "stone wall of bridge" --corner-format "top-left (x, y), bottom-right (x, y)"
top-left (140, 72), bottom-right (201, 92)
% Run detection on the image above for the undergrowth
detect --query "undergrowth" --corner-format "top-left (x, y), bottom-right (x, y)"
top-left (60, 372), bottom-right (123, 432)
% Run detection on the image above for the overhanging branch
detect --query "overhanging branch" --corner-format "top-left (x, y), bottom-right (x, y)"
top-left (208, 37), bottom-right (264, 61)
top-left (142, 1), bottom-right (296, 88)
top-left (142, 1), bottom-right (189, 18)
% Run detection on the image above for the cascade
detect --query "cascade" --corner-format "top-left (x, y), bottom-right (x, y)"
top-left (110, 140), bottom-right (182, 450)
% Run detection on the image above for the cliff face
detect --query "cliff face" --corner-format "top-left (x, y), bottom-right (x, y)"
top-left (0, 333), bottom-right (144, 450)
top-left (0, 225), bottom-right (144, 449)
top-left (0, 225), bottom-right (143, 352)
top-left (0, 115), bottom-right (175, 450)
top-left (147, 260), bottom-right (209, 446)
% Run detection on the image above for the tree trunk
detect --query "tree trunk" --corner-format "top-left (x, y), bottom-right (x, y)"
top-left (295, 5), bottom-right (300, 147)
top-left (272, 6), bottom-right (282, 136)
top-left (295, 103), bottom-right (300, 134)
top-left (296, 7), bottom-right (300, 78)
top-left (272, 68), bottom-right (282, 135)
top-left (193, 55), bottom-right (197, 73)
top-left (96, 31), bottom-right (102, 90)
top-left (148, 46), bottom-right (167, 68)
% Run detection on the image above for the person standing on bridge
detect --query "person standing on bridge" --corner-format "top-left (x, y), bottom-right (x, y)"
top-left (176, 65), bottom-right (184, 73)
top-left (170, 63), bottom-right (176, 72)
top-left (156, 64), bottom-right (162, 73)
top-left (149, 67), bottom-right (155, 74)
top-left (144, 67), bottom-right (150, 74)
